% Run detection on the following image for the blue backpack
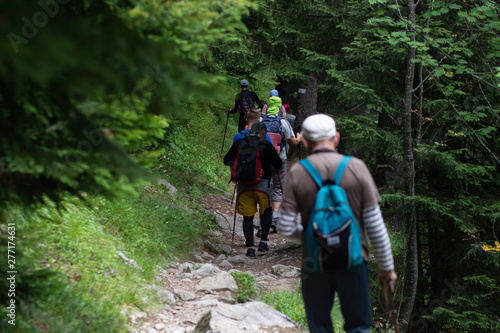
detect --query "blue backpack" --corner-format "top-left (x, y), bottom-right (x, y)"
top-left (261, 114), bottom-right (285, 152)
top-left (299, 156), bottom-right (363, 272)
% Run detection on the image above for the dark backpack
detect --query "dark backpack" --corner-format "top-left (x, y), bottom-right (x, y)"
top-left (231, 139), bottom-right (264, 187)
top-left (300, 156), bottom-right (363, 273)
top-left (261, 114), bottom-right (285, 152)
top-left (240, 94), bottom-right (255, 117)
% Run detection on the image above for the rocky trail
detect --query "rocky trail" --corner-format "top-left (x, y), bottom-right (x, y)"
top-left (125, 192), bottom-right (306, 333)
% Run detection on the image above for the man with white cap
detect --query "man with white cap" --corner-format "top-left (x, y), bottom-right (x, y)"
top-left (278, 114), bottom-right (397, 333)
top-left (227, 79), bottom-right (264, 132)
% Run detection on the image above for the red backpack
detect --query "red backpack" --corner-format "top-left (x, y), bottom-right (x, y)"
top-left (231, 140), bottom-right (264, 187)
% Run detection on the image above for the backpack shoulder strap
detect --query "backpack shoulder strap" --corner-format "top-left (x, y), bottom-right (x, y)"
top-left (299, 159), bottom-right (322, 188)
top-left (333, 156), bottom-right (352, 185)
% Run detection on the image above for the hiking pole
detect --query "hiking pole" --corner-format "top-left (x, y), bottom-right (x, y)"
top-left (221, 110), bottom-right (230, 154)
top-left (230, 184), bottom-right (236, 207)
top-left (383, 280), bottom-right (400, 333)
top-left (232, 199), bottom-right (238, 242)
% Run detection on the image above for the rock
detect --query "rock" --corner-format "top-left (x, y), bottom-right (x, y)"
top-left (178, 262), bottom-right (194, 274)
top-left (202, 240), bottom-right (217, 252)
top-left (227, 255), bottom-right (252, 265)
top-left (197, 272), bottom-right (238, 292)
top-left (216, 254), bottom-right (226, 262)
top-left (271, 265), bottom-right (300, 277)
top-left (144, 285), bottom-right (176, 304)
top-left (154, 323), bottom-right (165, 330)
top-left (256, 274), bottom-right (278, 282)
top-left (157, 290), bottom-right (176, 304)
top-left (201, 252), bottom-right (215, 260)
top-left (219, 260), bottom-right (233, 269)
top-left (211, 230), bottom-right (223, 236)
top-left (175, 290), bottom-right (197, 301)
top-left (195, 255), bottom-right (205, 262)
top-left (116, 251), bottom-right (144, 272)
top-left (157, 178), bottom-right (177, 196)
top-left (194, 301), bottom-right (303, 332)
top-left (191, 264), bottom-right (221, 277)
top-left (216, 244), bottom-right (233, 255)
top-left (186, 295), bottom-right (220, 308)
top-left (270, 242), bottom-right (299, 255)
top-left (155, 265), bottom-right (169, 277)
top-left (129, 311), bottom-right (148, 324)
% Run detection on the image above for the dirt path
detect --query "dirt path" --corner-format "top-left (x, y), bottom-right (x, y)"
top-left (127, 192), bottom-right (304, 333)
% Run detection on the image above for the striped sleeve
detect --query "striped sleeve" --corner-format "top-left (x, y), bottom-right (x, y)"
top-left (277, 210), bottom-right (303, 244)
top-left (363, 204), bottom-right (394, 271)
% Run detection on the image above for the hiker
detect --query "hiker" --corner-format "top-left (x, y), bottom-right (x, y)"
top-left (224, 122), bottom-right (282, 257)
top-left (261, 90), bottom-right (301, 231)
top-left (282, 104), bottom-right (296, 129)
top-left (261, 89), bottom-right (286, 117)
top-left (232, 109), bottom-right (273, 144)
top-left (227, 79), bottom-right (264, 132)
top-left (277, 114), bottom-right (397, 333)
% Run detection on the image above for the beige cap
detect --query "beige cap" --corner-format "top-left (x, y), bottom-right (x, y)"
top-left (301, 114), bottom-right (337, 141)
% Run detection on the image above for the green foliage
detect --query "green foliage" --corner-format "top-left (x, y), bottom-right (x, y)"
top-left (0, 0), bottom-right (253, 208)
top-left (230, 271), bottom-right (256, 303)
top-left (157, 100), bottom-right (235, 193)
top-left (92, 187), bottom-right (214, 261)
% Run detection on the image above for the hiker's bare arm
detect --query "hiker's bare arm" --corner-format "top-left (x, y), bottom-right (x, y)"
top-left (288, 133), bottom-right (302, 146)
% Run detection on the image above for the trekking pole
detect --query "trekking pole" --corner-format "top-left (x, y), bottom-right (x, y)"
top-left (383, 280), bottom-right (400, 333)
top-left (231, 199), bottom-right (238, 242)
top-left (230, 183), bottom-right (236, 207)
top-left (221, 110), bottom-right (230, 154)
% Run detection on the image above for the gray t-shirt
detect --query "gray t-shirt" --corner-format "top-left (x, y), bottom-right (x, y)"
top-left (279, 118), bottom-right (294, 159)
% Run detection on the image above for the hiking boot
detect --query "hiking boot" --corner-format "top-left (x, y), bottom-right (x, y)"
top-left (246, 248), bottom-right (256, 258)
top-left (256, 227), bottom-right (262, 238)
top-left (258, 241), bottom-right (269, 252)
top-left (270, 225), bottom-right (277, 234)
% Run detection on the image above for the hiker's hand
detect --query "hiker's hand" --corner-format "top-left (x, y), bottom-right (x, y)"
top-left (380, 269), bottom-right (398, 291)
top-left (295, 132), bottom-right (302, 142)
top-left (226, 108), bottom-right (231, 113)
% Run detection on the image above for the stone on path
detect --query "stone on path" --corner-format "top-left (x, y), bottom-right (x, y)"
top-left (219, 260), bottom-right (233, 269)
top-left (175, 290), bottom-right (197, 301)
top-left (196, 272), bottom-right (238, 292)
top-left (191, 263), bottom-right (221, 277)
top-left (194, 301), bottom-right (303, 332)
top-left (227, 254), bottom-right (253, 265)
top-left (271, 264), bottom-right (300, 277)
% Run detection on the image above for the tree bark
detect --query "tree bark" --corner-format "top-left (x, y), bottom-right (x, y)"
top-left (399, 1), bottom-right (419, 330)
top-left (296, 72), bottom-right (318, 127)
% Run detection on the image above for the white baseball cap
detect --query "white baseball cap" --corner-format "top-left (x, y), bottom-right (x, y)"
top-left (301, 114), bottom-right (337, 141)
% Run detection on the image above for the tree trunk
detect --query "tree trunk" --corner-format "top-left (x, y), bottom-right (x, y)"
top-left (296, 72), bottom-right (318, 126)
top-left (399, 1), bottom-right (419, 330)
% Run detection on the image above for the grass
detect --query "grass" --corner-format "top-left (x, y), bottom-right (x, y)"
top-left (230, 271), bottom-right (257, 303)
top-left (0, 180), bottom-right (217, 333)
top-left (259, 286), bottom-right (345, 331)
